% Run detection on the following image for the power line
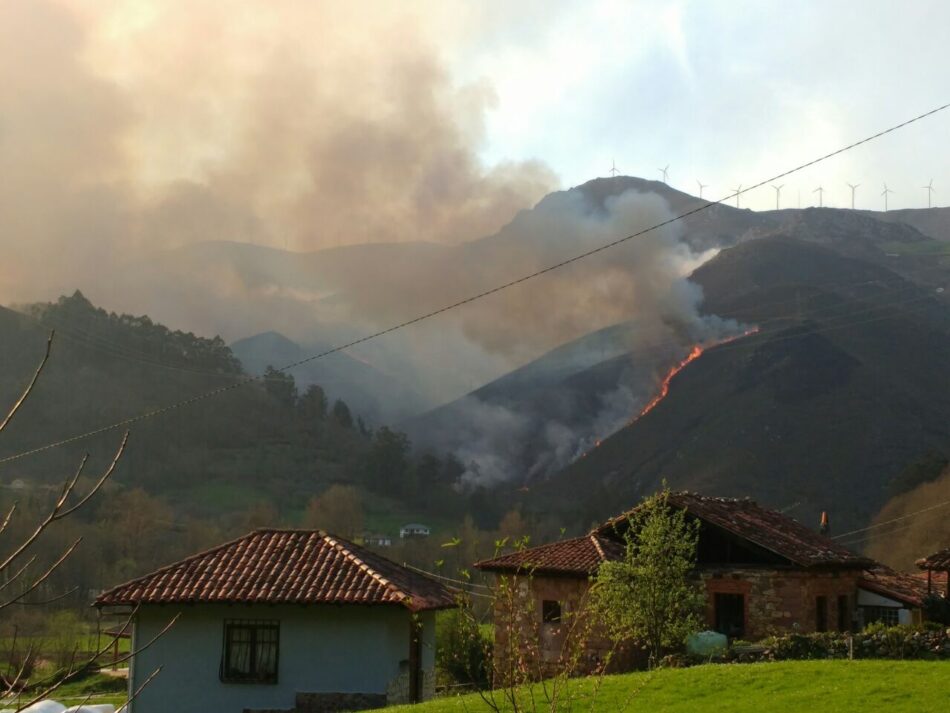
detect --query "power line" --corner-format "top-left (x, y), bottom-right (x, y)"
top-left (24, 274), bottom-right (930, 383)
top-left (0, 101), bottom-right (947, 467)
top-left (835, 510), bottom-right (948, 548)
top-left (832, 498), bottom-right (950, 541)
top-left (403, 563), bottom-right (492, 591)
top-left (0, 260), bottom-right (942, 467)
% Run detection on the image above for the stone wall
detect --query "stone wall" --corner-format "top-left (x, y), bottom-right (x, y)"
top-left (701, 568), bottom-right (862, 639)
top-left (490, 567), bottom-right (864, 678)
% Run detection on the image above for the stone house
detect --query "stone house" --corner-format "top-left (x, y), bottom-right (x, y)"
top-left (95, 529), bottom-right (457, 713)
top-left (475, 493), bottom-right (876, 672)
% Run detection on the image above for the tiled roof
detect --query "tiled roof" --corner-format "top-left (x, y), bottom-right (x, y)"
top-left (860, 567), bottom-right (932, 608)
top-left (94, 530), bottom-right (458, 612)
top-left (917, 546), bottom-right (950, 571)
top-left (598, 492), bottom-right (872, 569)
top-left (474, 535), bottom-right (624, 576)
top-left (477, 493), bottom-right (871, 577)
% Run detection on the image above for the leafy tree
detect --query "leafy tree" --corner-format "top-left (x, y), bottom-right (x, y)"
top-left (297, 384), bottom-right (328, 423)
top-left (331, 398), bottom-right (353, 429)
top-left (263, 366), bottom-right (297, 407)
top-left (591, 488), bottom-right (704, 666)
top-left (365, 426), bottom-right (411, 496)
top-left (303, 485), bottom-right (364, 538)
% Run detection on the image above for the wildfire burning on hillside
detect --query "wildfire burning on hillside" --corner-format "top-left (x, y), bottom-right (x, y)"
top-left (578, 326), bottom-right (760, 461)
top-left (632, 327), bottom-right (760, 423)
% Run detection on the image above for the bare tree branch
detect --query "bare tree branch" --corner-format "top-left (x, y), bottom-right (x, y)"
top-left (0, 331), bottom-right (53, 434)
top-left (119, 665), bottom-right (164, 713)
top-left (10, 586), bottom-right (79, 607)
top-left (0, 539), bottom-right (82, 610)
top-left (0, 431), bottom-right (127, 575)
top-left (57, 431), bottom-right (128, 519)
top-left (0, 556), bottom-right (39, 596)
top-left (0, 503), bottom-right (18, 539)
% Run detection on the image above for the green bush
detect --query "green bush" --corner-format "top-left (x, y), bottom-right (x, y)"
top-left (436, 608), bottom-right (492, 688)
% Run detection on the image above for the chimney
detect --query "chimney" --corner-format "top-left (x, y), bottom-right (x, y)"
top-left (819, 511), bottom-right (830, 536)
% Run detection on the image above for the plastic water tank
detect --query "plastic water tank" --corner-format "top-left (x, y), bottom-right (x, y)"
top-left (686, 630), bottom-right (728, 656)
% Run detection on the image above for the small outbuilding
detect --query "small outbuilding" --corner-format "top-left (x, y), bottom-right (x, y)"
top-left (917, 546), bottom-right (950, 598)
top-left (95, 529), bottom-right (456, 713)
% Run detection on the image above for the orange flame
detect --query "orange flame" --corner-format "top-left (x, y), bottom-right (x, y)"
top-left (574, 327), bottom-right (759, 462)
top-left (632, 327), bottom-right (761, 423)
top-left (635, 345), bottom-right (704, 420)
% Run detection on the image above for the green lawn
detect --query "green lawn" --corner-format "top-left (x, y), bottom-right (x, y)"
top-left (394, 660), bottom-right (950, 713)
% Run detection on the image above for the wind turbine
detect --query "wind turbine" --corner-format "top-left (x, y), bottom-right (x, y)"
top-left (771, 184), bottom-right (784, 210)
top-left (847, 182), bottom-right (860, 210)
top-left (696, 180), bottom-right (708, 199)
top-left (658, 164), bottom-right (670, 183)
top-left (609, 160), bottom-right (620, 178)
top-left (881, 183), bottom-right (894, 212)
top-left (923, 179), bottom-right (935, 208)
top-left (813, 185), bottom-right (825, 208)
top-left (730, 184), bottom-right (742, 208)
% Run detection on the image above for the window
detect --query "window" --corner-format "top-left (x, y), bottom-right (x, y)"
top-left (815, 596), bottom-right (828, 632)
top-left (221, 620), bottom-right (279, 684)
top-left (837, 595), bottom-right (850, 633)
top-left (861, 606), bottom-right (900, 627)
top-left (714, 593), bottom-right (745, 638)
top-left (541, 600), bottom-right (562, 623)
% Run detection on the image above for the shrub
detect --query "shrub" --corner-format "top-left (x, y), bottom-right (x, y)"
top-left (436, 608), bottom-right (492, 688)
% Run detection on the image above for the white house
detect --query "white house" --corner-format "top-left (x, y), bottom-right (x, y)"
top-left (399, 523), bottom-right (431, 539)
top-left (857, 566), bottom-right (929, 627)
top-left (95, 529), bottom-right (457, 713)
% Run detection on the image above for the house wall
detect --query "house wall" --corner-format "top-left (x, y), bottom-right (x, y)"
top-left (490, 567), bottom-right (863, 676)
top-left (700, 568), bottom-right (861, 639)
top-left (126, 604), bottom-right (436, 713)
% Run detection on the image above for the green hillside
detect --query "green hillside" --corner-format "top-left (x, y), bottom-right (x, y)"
top-left (392, 660), bottom-right (950, 712)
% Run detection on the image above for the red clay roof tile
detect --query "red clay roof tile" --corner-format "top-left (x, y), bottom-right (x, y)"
top-left (474, 534), bottom-right (623, 576)
top-left (598, 492), bottom-right (871, 569)
top-left (94, 529), bottom-right (458, 612)
top-left (476, 492), bottom-right (871, 576)
top-left (917, 546), bottom-right (950, 571)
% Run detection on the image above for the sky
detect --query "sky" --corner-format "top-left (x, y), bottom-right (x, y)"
top-left (2, 0), bottom-right (950, 310)
top-left (461, 1), bottom-right (950, 212)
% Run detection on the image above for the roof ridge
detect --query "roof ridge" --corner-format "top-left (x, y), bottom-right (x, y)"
top-left (590, 534), bottom-right (607, 561)
top-left (321, 533), bottom-right (410, 604)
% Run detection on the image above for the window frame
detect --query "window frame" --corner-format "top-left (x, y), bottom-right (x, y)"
top-left (860, 605), bottom-right (900, 627)
top-left (220, 619), bottom-right (280, 684)
top-left (541, 599), bottom-right (562, 624)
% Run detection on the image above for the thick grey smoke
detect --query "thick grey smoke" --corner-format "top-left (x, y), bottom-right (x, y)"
top-left (2, 2), bottom-right (743, 486)
top-left (0, 1), bottom-right (556, 308)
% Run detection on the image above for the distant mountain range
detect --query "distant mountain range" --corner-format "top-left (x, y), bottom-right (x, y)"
top-left (4, 175), bottom-right (949, 542)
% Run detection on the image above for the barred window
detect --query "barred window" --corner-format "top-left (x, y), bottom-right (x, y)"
top-left (221, 620), bottom-right (279, 684)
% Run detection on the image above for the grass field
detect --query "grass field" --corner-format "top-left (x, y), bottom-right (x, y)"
top-left (393, 660), bottom-right (950, 713)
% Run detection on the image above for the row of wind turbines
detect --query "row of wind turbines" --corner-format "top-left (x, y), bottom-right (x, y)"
top-left (608, 161), bottom-right (938, 211)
